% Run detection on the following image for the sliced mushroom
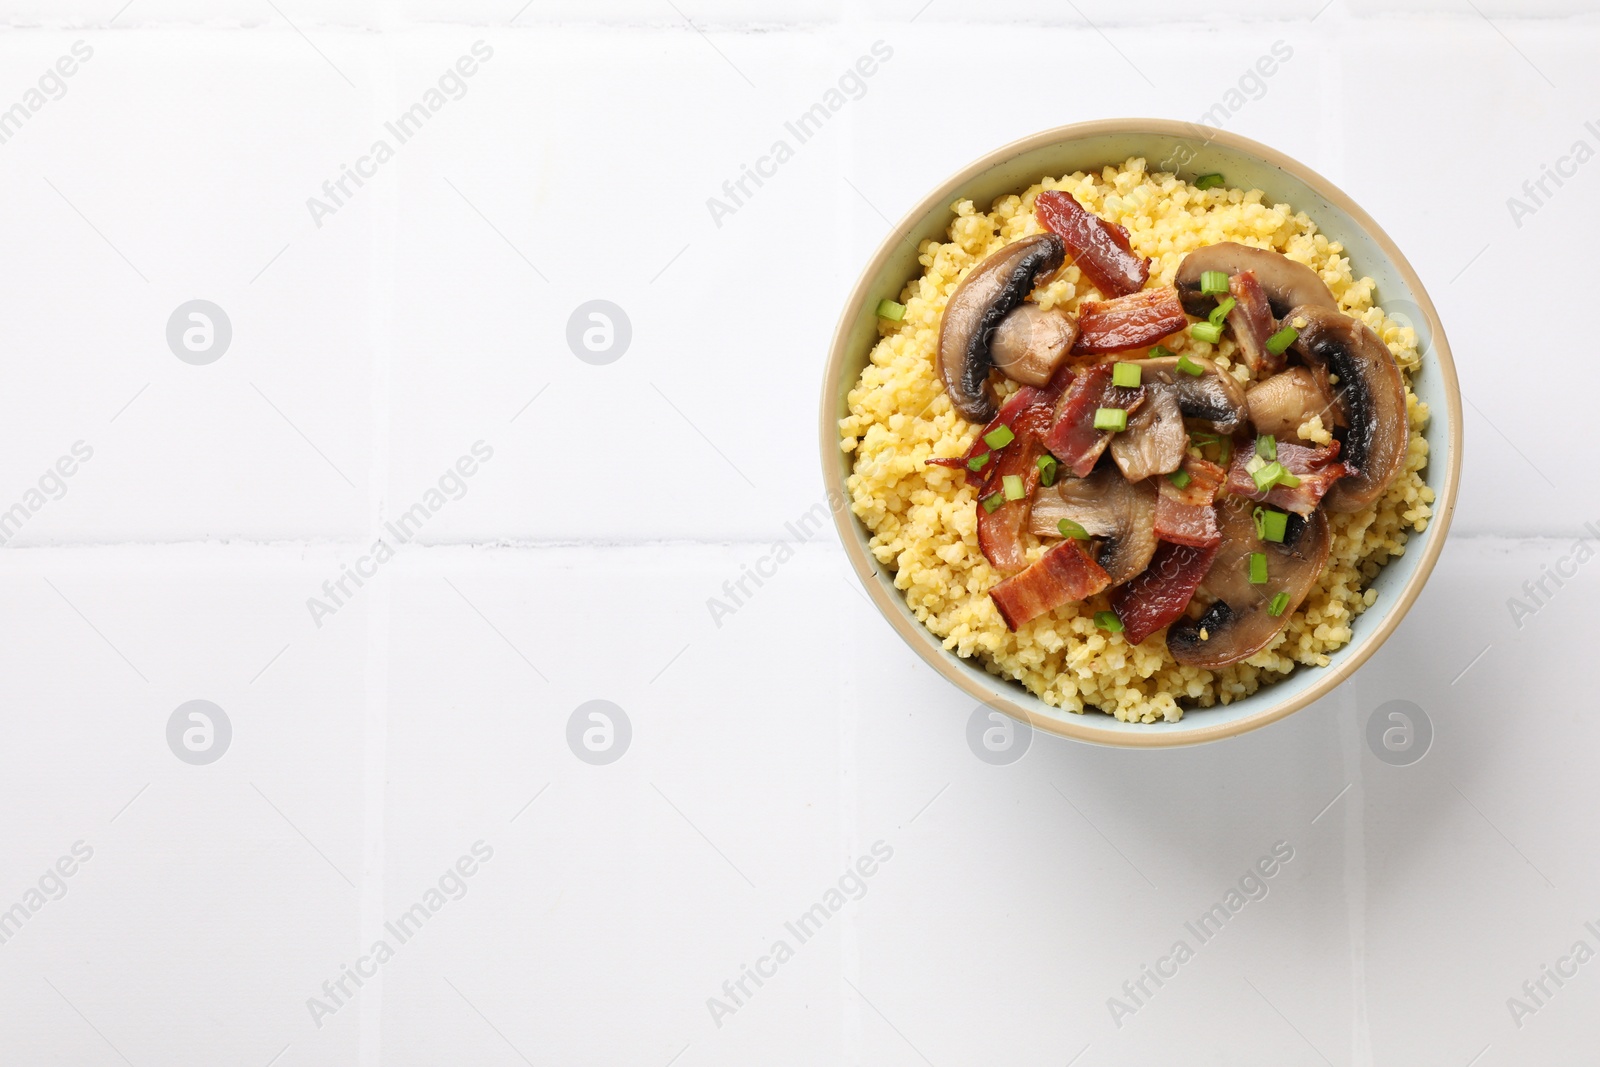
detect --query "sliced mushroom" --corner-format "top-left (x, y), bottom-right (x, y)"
top-left (1167, 499), bottom-right (1330, 669)
top-left (1029, 464), bottom-right (1157, 585)
top-left (1245, 367), bottom-right (1333, 438)
top-left (1174, 242), bottom-right (1339, 320)
top-left (938, 234), bottom-right (1066, 422)
top-left (1125, 355), bottom-right (1248, 433)
top-left (1283, 304), bottom-right (1408, 513)
top-left (990, 303), bottom-right (1078, 387)
top-left (1110, 383), bottom-right (1186, 480)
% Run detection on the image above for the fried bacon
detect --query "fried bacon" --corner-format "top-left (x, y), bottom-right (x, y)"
top-left (1226, 270), bottom-right (1282, 374)
top-left (1034, 190), bottom-right (1150, 298)
top-left (1225, 439), bottom-right (1351, 515)
top-left (1154, 457), bottom-right (1226, 549)
top-left (977, 438), bottom-right (1045, 576)
top-left (1110, 541), bottom-right (1221, 645)
top-left (989, 539), bottom-right (1112, 631)
top-left (1042, 364), bottom-right (1146, 478)
top-left (1072, 286), bottom-right (1186, 355)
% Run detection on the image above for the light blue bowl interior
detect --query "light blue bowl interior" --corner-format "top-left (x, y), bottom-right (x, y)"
top-left (831, 129), bottom-right (1455, 742)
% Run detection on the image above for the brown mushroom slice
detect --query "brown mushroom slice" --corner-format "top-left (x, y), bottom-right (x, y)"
top-left (990, 303), bottom-right (1078, 387)
top-left (1028, 465), bottom-right (1157, 586)
top-left (1246, 367), bottom-right (1334, 439)
top-left (938, 234), bottom-right (1066, 422)
top-left (1283, 304), bottom-right (1408, 513)
top-left (1125, 355), bottom-right (1248, 433)
top-left (1110, 383), bottom-right (1186, 480)
top-left (1174, 242), bottom-right (1339, 320)
top-left (1167, 499), bottom-right (1331, 669)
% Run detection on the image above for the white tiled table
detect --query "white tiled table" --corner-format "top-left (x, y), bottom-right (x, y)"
top-left (0, 2), bottom-right (1595, 1064)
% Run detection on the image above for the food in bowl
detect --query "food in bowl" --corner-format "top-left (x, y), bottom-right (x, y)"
top-left (838, 159), bottom-right (1433, 723)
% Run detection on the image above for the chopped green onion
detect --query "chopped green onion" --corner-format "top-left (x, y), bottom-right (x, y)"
top-left (1190, 321), bottom-right (1224, 344)
top-left (1168, 470), bottom-right (1192, 489)
top-left (1256, 434), bottom-right (1277, 462)
top-left (1257, 508), bottom-right (1288, 543)
top-left (1189, 431), bottom-right (1220, 446)
top-left (1058, 518), bottom-right (1090, 540)
top-left (1208, 296), bottom-right (1237, 326)
top-left (1251, 461), bottom-right (1287, 492)
top-left (967, 452), bottom-right (990, 472)
top-left (1249, 552), bottom-right (1268, 585)
top-left (1112, 362), bottom-right (1142, 388)
top-left (1276, 469), bottom-right (1301, 488)
top-left (1002, 474), bottom-right (1025, 501)
top-left (983, 425), bottom-right (1015, 450)
top-left (1094, 610), bottom-right (1125, 633)
top-left (1268, 591), bottom-right (1290, 617)
top-left (1149, 345), bottom-right (1175, 359)
top-left (1266, 324), bottom-right (1298, 355)
top-left (1036, 454), bottom-right (1058, 487)
top-left (1217, 435), bottom-right (1232, 465)
top-left (1176, 354), bottom-right (1205, 376)
top-left (1194, 173), bottom-right (1225, 191)
top-left (980, 491), bottom-right (1004, 514)
top-left (1199, 270), bottom-right (1230, 295)
top-left (1093, 407), bottom-right (1128, 432)
top-left (875, 298), bottom-right (906, 321)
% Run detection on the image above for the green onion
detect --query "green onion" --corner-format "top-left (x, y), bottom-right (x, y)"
top-left (1268, 591), bottom-right (1290, 617)
top-left (1276, 469), bottom-right (1301, 488)
top-left (980, 491), bottom-right (1004, 514)
top-left (1058, 518), bottom-right (1089, 540)
top-left (1251, 461), bottom-right (1287, 492)
top-left (1249, 552), bottom-right (1268, 585)
top-left (983, 425), bottom-right (1015, 450)
top-left (1149, 345), bottom-right (1175, 359)
top-left (1036, 453), bottom-right (1058, 487)
top-left (967, 452), bottom-right (990, 472)
top-left (1266, 324), bottom-right (1298, 355)
top-left (1112, 362), bottom-right (1142, 388)
top-left (1093, 407), bottom-right (1128, 432)
top-left (1217, 435), bottom-right (1232, 465)
top-left (1256, 434), bottom-right (1276, 462)
top-left (1095, 610), bottom-right (1124, 633)
top-left (1194, 173), bottom-right (1225, 191)
top-left (1208, 296), bottom-right (1236, 326)
top-left (1189, 431), bottom-right (1220, 446)
top-left (1175, 354), bottom-right (1205, 377)
top-left (1258, 508), bottom-right (1288, 543)
top-left (1002, 474), bottom-right (1025, 501)
top-left (1199, 270), bottom-right (1229, 295)
top-left (1190, 321), bottom-right (1224, 344)
top-left (1168, 470), bottom-right (1192, 489)
top-left (875, 298), bottom-right (906, 321)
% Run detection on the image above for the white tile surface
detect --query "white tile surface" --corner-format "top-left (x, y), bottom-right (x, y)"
top-left (0, 3), bottom-right (1594, 1065)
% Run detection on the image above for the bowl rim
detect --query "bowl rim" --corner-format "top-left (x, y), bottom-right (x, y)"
top-left (818, 117), bottom-right (1463, 748)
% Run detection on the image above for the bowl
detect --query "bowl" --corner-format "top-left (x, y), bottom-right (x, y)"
top-left (819, 119), bottom-right (1462, 747)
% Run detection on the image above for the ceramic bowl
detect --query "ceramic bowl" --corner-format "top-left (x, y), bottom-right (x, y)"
top-left (819, 119), bottom-right (1462, 747)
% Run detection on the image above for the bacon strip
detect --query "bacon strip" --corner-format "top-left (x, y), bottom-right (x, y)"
top-left (1035, 190), bottom-right (1150, 298)
top-left (1226, 270), bottom-right (1282, 374)
top-left (1072, 286), bottom-right (1186, 355)
top-left (1042, 364), bottom-right (1146, 478)
top-left (1154, 457), bottom-right (1226, 549)
top-left (990, 539), bottom-right (1112, 631)
top-left (977, 438), bottom-right (1044, 576)
top-left (1111, 541), bottom-right (1221, 645)
top-left (1225, 439), bottom-right (1350, 515)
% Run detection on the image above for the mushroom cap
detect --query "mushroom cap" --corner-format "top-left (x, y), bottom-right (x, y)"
top-left (1167, 499), bottom-right (1331, 669)
top-left (990, 303), bottom-right (1078, 387)
top-left (1245, 366), bottom-right (1333, 439)
top-left (1110, 383), bottom-right (1186, 481)
top-left (1283, 304), bottom-right (1408, 513)
top-left (937, 234), bottom-right (1066, 422)
top-left (1174, 242), bottom-right (1339, 320)
top-left (1125, 354), bottom-right (1248, 433)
